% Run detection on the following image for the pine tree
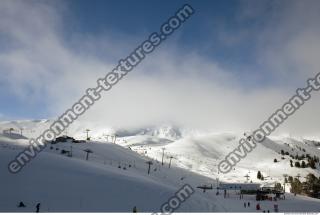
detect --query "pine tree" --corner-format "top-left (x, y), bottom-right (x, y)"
top-left (309, 159), bottom-right (316, 169)
top-left (274, 158), bottom-right (278, 163)
top-left (275, 183), bottom-right (282, 191)
top-left (257, 171), bottom-right (262, 180)
top-left (291, 178), bottom-right (302, 194)
top-left (302, 174), bottom-right (320, 197)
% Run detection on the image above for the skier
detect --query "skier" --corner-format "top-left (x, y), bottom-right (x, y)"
top-left (256, 203), bottom-right (260, 210)
top-left (244, 202), bottom-right (247, 208)
top-left (132, 206), bottom-right (137, 213)
top-left (18, 201), bottom-right (26, 208)
top-left (248, 202), bottom-right (250, 207)
top-left (36, 203), bottom-right (40, 213)
top-left (274, 204), bottom-right (278, 212)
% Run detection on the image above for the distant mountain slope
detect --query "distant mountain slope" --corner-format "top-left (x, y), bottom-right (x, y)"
top-left (122, 133), bottom-right (320, 187)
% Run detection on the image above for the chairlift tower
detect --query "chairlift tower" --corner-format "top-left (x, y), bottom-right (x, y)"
top-left (168, 156), bottom-right (174, 168)
top-left (85, 129), bottom-right (91, 141)
top-left (161, 148), bottom-right (165, 166)
top-left (146, 161), bottom-right (153, 175)
top-left (19, 128), bottom-right (24, 136)
top-left (283, 174), bottom-right (288, 192)
top-left (244, 174), bottom-right (250, 182)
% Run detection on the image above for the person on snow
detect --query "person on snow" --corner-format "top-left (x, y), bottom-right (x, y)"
top-left (132, 206), bottom-right (137, 213)
top-left (18, 201), bottom-right (26, 208)
top-left (244, 202), bottom-right (247, 208)
top-left (248, 202), bottom-right (250, 207)
top-left (36, 203), bottom-right (40, 213)
top-left (256, 203), bottom-right (260, 210)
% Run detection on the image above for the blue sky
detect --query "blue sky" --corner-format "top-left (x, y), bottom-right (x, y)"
top-left (0, 0), bottom-right (260, 119)
top-left (1, 0), bottom-right (320, 135)
top-left (65, 0), bottom-right (260, 71)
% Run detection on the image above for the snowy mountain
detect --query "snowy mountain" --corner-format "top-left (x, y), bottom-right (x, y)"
top-left (125, 133), bottom-right (320, 184)
top-left (0, 120), bottom-right (185, 141)
top-left (1, 119), bottom-right (320, 212)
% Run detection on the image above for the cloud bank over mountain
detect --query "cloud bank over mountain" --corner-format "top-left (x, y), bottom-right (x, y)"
top-left (1, 0), bottom-right (320, 136)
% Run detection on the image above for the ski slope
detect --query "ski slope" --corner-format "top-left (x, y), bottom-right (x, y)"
top-left (0, 120), bottom-right (320, 212)
top-left (0, 134), bottom-right (222, 212)
top-left (121, 133), bottom-right (320, 185)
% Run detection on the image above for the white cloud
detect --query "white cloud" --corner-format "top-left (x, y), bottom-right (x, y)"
top-left (0, 0), bottom-right (320, 136)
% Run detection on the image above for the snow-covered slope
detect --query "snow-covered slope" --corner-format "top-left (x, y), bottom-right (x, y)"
top-left (0, 133), bottom-right (221, 212)
top-left (123, 133), bottom-right (320, 185)
top-left (1, 120), bottom-right (320, 212)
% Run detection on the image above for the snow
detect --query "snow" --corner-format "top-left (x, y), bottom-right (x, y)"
top-left (0, 120), bottom-right (320, 212)
top-left (0, 134), bottom-right (220, 212)
top-left (128, 133), bottom-right (320, 184)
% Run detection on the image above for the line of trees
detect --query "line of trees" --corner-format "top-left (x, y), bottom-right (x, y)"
top-left (281, 150), bottom-right (319, 169)
top-left (289, 173), bottom-right (320, 198)
top-left (290, 158), bottom-right (317, 169)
